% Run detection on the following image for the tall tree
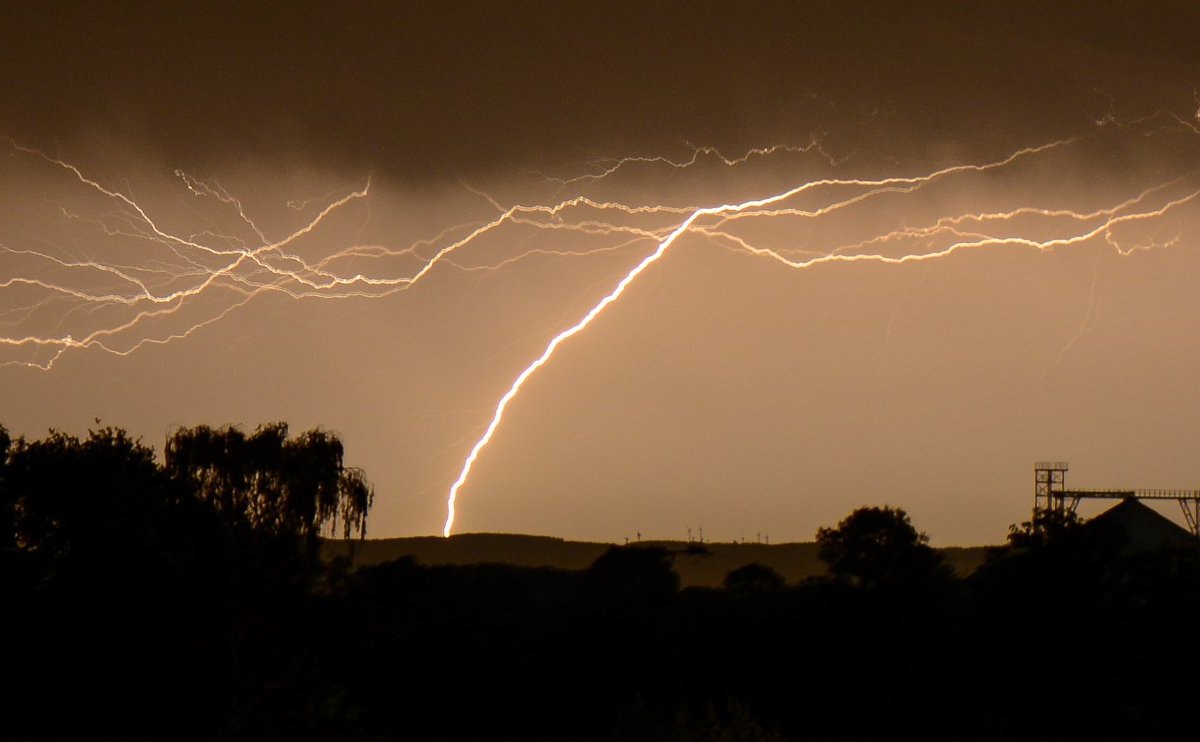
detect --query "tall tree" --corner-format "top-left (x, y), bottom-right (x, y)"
top-left (816, 505), bottom-right (951, 588)
top-left (5, 426), bottom-right (172, 561)
top-left (164, 422), bottom-right (373, 539)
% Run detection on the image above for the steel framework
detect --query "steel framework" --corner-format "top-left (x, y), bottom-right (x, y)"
top-left (1033, 461), bottom-right (1200, 536)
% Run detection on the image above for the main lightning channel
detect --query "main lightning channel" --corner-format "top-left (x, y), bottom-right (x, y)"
top-left (442, 210), bottom-right (705, 536)
top-left (439, 120), bottom-right (1200, 536)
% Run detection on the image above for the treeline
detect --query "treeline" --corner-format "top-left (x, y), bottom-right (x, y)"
top-left (1, 423), bottom-right (371, 739)
top-left (4, 425), bottom-right (1200, 740)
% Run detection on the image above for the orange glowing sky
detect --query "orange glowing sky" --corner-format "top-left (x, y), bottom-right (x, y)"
top-left (3, 1), bottom-right (1200, 544)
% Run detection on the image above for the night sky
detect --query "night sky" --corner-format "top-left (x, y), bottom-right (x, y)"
top-left (3, 1), bottom-right (1200, 543)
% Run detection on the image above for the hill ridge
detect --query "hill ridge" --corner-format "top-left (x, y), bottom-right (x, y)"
top-left (323, 533), bottom-right (988, 587)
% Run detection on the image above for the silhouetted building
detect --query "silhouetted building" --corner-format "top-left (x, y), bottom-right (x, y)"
top-left (1087, 497), bottom-right (1197, 553)
top-left (1033, 461), bottom-right (1200, 536)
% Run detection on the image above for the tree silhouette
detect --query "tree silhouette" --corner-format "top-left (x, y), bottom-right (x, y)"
top-left (0, 424), bottom-right (11, 551)
top-left (974, 505), bottom-right (1130, 604)
top-left (1000, 507), bottom-right (1084, 551)
top-left (586, 546), bottom-right (680, 601)
top-left (0, 421), bottom-right (379, 737)
top-left (164, 422), bottom-right (373, 539)
top-left (5, 426), bottom-right (176, 561)
top-left (1, 426), bottom-right (231, 737)
top-left (816, 505), bottom-right (950, 587)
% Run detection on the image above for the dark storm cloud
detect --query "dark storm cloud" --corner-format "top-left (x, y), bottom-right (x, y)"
top-left (2, 1), bottom-right (1197, 178)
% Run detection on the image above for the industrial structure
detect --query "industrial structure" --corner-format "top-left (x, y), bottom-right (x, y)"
top-left (1034, 461), bottom-right (1200, 537)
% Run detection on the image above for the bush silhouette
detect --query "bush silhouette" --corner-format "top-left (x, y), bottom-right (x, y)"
top-left (723, 562), bottom-right (785, 594)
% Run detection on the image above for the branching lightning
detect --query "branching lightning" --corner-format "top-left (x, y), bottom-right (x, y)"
top-left (2, 111), bottom-right (1198, 537)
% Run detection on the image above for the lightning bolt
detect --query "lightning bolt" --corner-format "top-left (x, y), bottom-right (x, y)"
top-left (2, 109), bottom-right (1199, 537)
top-left (440, 114), bottom-right (1200, 536)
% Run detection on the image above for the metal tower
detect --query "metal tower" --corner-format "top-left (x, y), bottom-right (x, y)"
top-left (1032, 461), bottom-right (1200, 536)
top-left (1033, 461), bottom-right (1071, 514)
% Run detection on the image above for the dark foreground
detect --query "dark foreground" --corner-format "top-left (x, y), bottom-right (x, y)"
top-left (10, 536), bottom-right (1200, 740)
top-left (4, 425), bottom-right (1200, 739)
